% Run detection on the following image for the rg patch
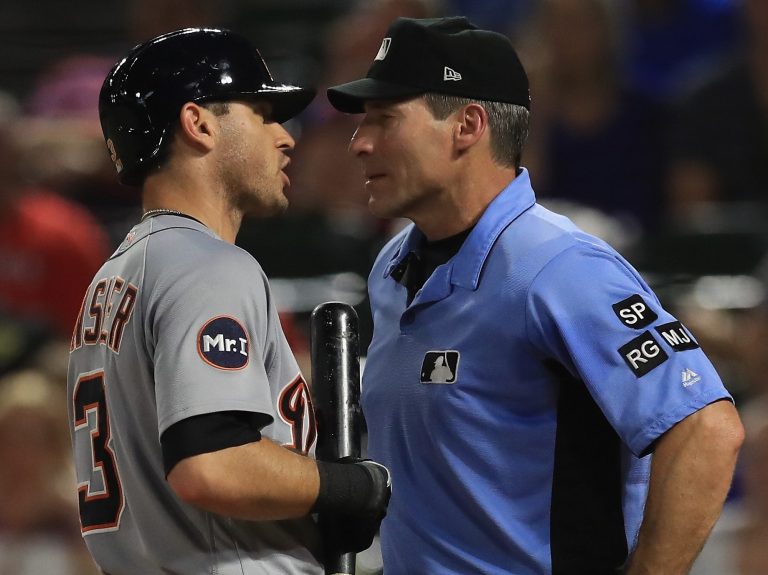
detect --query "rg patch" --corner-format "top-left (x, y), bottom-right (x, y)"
top-left (420, 351), bottom-right (460, 384)
top-left (612, 294), bottom-right (658, 329)
top-left (618, 331), bottom-right (668, 377)
top-left (197, 316), bottom-right (250, 370)
top-left (655, 321), bottom-right (699, 352)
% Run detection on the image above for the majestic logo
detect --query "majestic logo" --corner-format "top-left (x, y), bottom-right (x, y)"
top-left (420, 351), bottom-right (460, 384)
top-left (375, 38), bottom-right (392, 61)
top-left (443, 66), bottom-right (462, 81)
top-left (278, 374), bottom-right (317, 454)
top-left (681, 368), bottom-right (701, 387)
top-left (655, 321), bottom-right (699, 352)
top-left (612, 294), bottom-right (658, 329)
top-left (618, 331), bottom-right (668, 377)
top-left (197, 316), bottom-right (249, 370)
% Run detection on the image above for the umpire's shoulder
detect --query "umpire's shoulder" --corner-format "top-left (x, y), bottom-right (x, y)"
top-left (491, 203), bottom-right (622, 282)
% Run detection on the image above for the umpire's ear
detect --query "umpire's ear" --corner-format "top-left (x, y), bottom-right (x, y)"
top-left (177, 102), bottom-right (217, 153)
top-left (453, 102), bottom-right (489, 155)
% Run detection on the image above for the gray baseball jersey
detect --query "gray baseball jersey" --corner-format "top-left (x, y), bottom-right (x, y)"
top-left (67, 214), bottom-right (322, 574)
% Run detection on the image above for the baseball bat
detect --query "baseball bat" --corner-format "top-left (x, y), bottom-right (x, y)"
top-left (310, 301), bottom-right (362, 575)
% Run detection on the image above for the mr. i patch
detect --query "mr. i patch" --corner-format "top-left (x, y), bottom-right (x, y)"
top-left (421, 351), bottom-right (460, 384)
top-left (197, 316), bottom-right (250, 370)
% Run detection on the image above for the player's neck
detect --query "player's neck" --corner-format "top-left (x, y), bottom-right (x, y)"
top-left (142, 177), bottom-right (242, 243)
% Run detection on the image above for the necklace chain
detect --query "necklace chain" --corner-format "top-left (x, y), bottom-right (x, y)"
top-left (140, 208), bottom-right (188, 221)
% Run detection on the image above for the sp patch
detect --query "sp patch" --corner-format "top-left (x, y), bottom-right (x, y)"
top-left (618, 331), bottom-right (668, 377)
top-left (421, 351), bottom-right (460, 384)
top-left (197, 316), bottom-right (250, 370)
top-left (655, 321), bottom-right (699, 352)
top-left (612, 294), bottom-right (657, 329)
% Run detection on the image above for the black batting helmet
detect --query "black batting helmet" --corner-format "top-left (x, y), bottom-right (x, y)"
top-left (99, 27), bottom-right (315, 186)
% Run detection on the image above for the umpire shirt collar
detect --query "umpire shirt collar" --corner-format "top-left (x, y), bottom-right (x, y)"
top-left (383, 168), bottom-right (536, 290)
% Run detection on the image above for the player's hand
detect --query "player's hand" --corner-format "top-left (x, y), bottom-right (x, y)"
top-left (351, 458), bottom-right (391, 516)
top-left (321, 457), bottom-right (391, 556)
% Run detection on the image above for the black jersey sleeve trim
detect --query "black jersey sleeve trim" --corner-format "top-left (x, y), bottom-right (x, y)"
top-left (161, 410), bottom-right (273, 476)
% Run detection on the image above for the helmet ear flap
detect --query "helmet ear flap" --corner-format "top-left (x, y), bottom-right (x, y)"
top-left (98, 27), bottom-right (315, 186)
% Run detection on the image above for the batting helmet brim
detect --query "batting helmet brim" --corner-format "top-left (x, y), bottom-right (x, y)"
top-left (236, 85), bottom-right (316, 123)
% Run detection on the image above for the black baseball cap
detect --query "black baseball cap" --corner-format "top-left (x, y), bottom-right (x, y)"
top-left (327, 17), bottom-right (530, 114)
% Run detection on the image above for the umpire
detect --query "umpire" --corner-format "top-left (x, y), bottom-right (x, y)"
top-left (328, 16), bottom-right (744, 575)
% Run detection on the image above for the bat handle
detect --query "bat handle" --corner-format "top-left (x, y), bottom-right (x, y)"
top-left (326, 554), bottom-right (355, 575)
top-left (311, 302), bottom-right (361, 575)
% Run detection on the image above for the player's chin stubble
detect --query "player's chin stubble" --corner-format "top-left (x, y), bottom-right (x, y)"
top-left (237, 178), bottom-right (289, 218)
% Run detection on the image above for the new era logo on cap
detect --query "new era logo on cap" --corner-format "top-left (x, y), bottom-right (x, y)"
top-left (443, 66), bottom-right (462, 81)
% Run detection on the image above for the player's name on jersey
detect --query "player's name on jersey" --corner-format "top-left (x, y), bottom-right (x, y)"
top-left (71, 275), bottom-right (138, 354)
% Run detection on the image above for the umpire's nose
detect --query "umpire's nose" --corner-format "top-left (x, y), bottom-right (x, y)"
top-left (349, 125), bottom-right (373, 157)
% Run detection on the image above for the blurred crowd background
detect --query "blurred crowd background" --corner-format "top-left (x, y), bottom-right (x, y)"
top-left (0, 0), bottom-right (766, 573)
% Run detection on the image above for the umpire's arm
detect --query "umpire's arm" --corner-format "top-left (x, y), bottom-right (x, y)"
top-left (624, 399), bottom-right (744, 575)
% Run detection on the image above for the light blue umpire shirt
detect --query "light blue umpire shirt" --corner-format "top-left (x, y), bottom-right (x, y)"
top-left (361, 168), bottom-right (732, 574)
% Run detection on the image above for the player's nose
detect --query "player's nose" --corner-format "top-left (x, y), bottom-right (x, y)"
top-left (273, 122), bottom-right (295, 152)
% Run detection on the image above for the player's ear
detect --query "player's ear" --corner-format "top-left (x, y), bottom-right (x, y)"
top-left (453, 103), bottom-right (488, 153)
top-left (177, 102), bottom-right (217, 153)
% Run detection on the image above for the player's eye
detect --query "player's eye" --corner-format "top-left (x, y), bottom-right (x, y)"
top-left (250, 101), bottom-right (274, 123)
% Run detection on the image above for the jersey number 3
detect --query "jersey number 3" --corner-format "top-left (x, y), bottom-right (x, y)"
top-left (72, 371), bottom-right (124, 534)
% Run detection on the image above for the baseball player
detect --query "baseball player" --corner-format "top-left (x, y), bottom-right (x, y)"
top-left (327, 17), bottom-right (744, 574)
top-left (67, 28), bottom-right (389, 575)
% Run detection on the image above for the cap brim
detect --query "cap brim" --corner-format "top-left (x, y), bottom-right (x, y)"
top-left (327, 78), bottom-right (424, 114)
top-left (253, 86), bottom-right (316, 123)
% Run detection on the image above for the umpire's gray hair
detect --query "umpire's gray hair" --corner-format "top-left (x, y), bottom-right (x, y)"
top-left (422, 93), bottom-right (529, 170)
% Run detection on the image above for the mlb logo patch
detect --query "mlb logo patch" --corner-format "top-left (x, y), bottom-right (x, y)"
top-left (421, 351), bottom-right (460, 384)
top-left (197, 316), bottom-right (250, 370)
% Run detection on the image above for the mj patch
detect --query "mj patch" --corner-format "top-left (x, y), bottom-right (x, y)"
top-left (655, 321), bottom-right (699, 352)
